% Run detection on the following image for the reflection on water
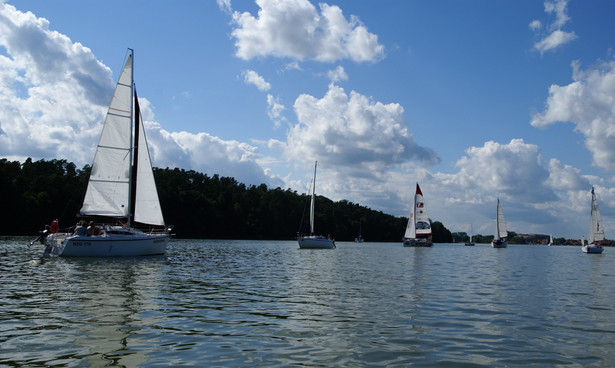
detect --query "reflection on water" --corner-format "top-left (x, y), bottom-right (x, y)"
top-left (2, 237), bottom-right (615, 367)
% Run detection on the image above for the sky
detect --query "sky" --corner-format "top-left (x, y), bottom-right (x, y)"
top-left (1, 0), bottom-right (615, 240)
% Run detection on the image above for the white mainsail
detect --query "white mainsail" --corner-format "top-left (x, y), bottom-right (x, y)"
top-left (588, 187), bottom-right (604, 243)
top-left (494, 198), bottom-right (507, 240)
top-left (404, 183), bottom-right (431, 239)
top-left (80, 54), bottom-right (133, 218)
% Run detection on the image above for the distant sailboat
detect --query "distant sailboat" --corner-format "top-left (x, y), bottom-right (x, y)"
top-left (39, 50), bottom-right (171, 257)
top-left (548, 234), bottom-right (553, 246)
top-left (465, 224), bottom-right (475, 246)
top-left (403, 183), bottom-right (433, 247)
top-left (491, 198), bottom-right (507, 248)
top-left (297, 161), bottom-right (335, 249)
top-left (354, 220), bottom-right (364, 243)
top-left (583, 187), bottom-right (604, 254)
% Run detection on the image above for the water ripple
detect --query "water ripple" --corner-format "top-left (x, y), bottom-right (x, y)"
top-left (2, 238), bottom-right (615, 366)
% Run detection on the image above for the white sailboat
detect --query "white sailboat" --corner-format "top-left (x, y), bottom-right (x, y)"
top-left (548, 234), bottom-right (553, 246)
top-left (354, 220), bottom-right (364, 243)
top-left (41, 50), bottom-right (171, 257)
top-left (583, 187), bottom-right (604, 254)
top-left (465, 224), bottom-right (475, 246)
top-left (297, 161), bottom-right (335, 249)
top-left (403, 183), bottom-right (433, 247)
top-left (491, 198), bottom-right (507, 248)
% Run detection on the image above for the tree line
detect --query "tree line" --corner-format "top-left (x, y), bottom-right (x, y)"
top-left (0, 158), bottom-right (455, 242)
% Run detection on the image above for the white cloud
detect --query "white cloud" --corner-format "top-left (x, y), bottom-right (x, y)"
top-left (230, 0), bottom-right (384, 63)
top-left (217, 0), bottom-right (232, 14)
top-left (266, 93), bottom-right (285, 126)
top-left (0, 2), bottom-right (281, 188)
top-left (144, 120), bottom-right (280, 187)
top-left (534, 29), bottom-right (577, 54)
top-left (242, 69), bottom-right (271, 91)
top-left (0, 2), bottom-right (114, 165)
top-left (327, 65), bottom-right (348, 82)
top-left (529, 19), bottom-right (542, 31)
top-left (531, 0), bottom-right (577, 53)
top-left (545, 0), bottom-right (571, 29)
top-left (531, 59), bottom-right (615, 171)
top-left (286, 83), bottom-right (439, 177)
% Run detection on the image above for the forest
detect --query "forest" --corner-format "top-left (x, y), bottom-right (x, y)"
top-left (0, 158), bottom-right (454, 242)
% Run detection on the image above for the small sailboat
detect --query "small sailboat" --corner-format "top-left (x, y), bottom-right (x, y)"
top-left (465, 224), bottom-right (475, 246)
top-left (354, 220), bottom-right (364, 243)
top-left (297, 161), bottom-right (335, 249)
top-left (403, 183), bottom-right (433, 247)
top-left (583, 187), bottom-right (604, 254)
top-left (548, 234), bottom-right (553, 246)
top-left (39, 50), bottom-right (171, 257)
top-left (491, 198), bottom-right (507, 248)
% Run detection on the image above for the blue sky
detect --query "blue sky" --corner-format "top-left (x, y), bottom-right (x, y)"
top-left (2, 0), bottom-right (615, 239)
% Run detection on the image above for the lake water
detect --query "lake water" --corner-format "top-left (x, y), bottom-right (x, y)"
top-left (1, 237), bottom-right (615, 367)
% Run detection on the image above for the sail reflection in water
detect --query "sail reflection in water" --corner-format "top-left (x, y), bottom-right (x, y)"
top-left (2, 238), bottom-right (615, 366)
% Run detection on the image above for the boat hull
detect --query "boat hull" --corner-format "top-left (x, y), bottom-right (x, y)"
top-left (582, 244), bottom-right (604, 254)
top-left (44, 229), bottom-right (170, 257)
top-left (403, 238), bottom-right (432, 247)
top-left (464, 242), bottom-right (475, 246)
top-left (297, 236), bottom-right (335, 249)
top-left (491, 240), bottom-right (507, 248)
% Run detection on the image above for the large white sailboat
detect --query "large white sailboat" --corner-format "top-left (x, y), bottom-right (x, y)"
top-left (403, 183), bottom-right (432, 247)
top-left (491, 198), bottom-right (507, 248)
top-left (40, 50), bottom-right (171, 257)
top-left (297, 161), bottom-right (335, 249)
top-left (583, 187), bottom-right (604, 254)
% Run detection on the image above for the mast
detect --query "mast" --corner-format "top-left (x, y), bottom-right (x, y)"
top-left (310, 161), bottom-right (317, 235)
top-left (130, 89), bottom-right (140, 226)
top-left (495, 198), bottom-right (500, 241)
top-left (127, 48), bottom-right (135, 226)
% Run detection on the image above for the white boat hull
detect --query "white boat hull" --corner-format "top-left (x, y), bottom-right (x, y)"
top-left (582, 243), bottom-right (604, 254)
top-left (403, 238), bottom-right (432, 247)
top-left (491, 240), bottom-right (507, 248)
top-left (297, 236), bottom-right (335, 249)
top-left (44, 228), bottom-right (170, 257)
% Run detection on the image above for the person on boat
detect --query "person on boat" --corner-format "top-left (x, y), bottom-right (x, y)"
top-left (74, 220), bottom-right (87, 236)
top-left (87, 221), bottom-right (100, 236)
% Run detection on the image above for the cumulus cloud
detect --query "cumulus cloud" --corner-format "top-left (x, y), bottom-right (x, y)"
top-left (0, 2), bottom-right (280, 188)
top-left (242, 69), bottom-right (271, 91)
top-left (286, 83), bottom-right (439, 178)
top-left (230, 0), bottom-right (384, 63)
top-left (0, 2), bottom-right (114, 164)
top-left (531, 0), bottom-right (577, 54)
top-left (531, 59), bottom-right (615, 171)
top-left (453, 139), bottom-right (554, 202)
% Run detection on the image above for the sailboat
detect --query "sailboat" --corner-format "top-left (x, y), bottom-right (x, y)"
top-left (491, 198), bottom-right (507, 248)
top-left (297, 161), bottom-right (335, 249)
top-left (548, 234), bottom-right (553, 246)
top-left (465, 224), bottom-right (475, 246)
top-left (40, 50), bottom-right (171, 257)
top-left (583, 187), bottom-right (604, 254)
top-left (403, 183), bottom-right (433, 247)
top-left (354, 220), bottom-right (364, 243)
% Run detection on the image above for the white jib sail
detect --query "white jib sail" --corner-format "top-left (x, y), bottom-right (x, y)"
top-left (134, 107), bottom-right (165, 226)
top-left (589, 188), bottom-right (604, 243)
top-left (80, 54), bottom-right (133, 218)
top-left (309, 161), bottom-right (317, 234)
